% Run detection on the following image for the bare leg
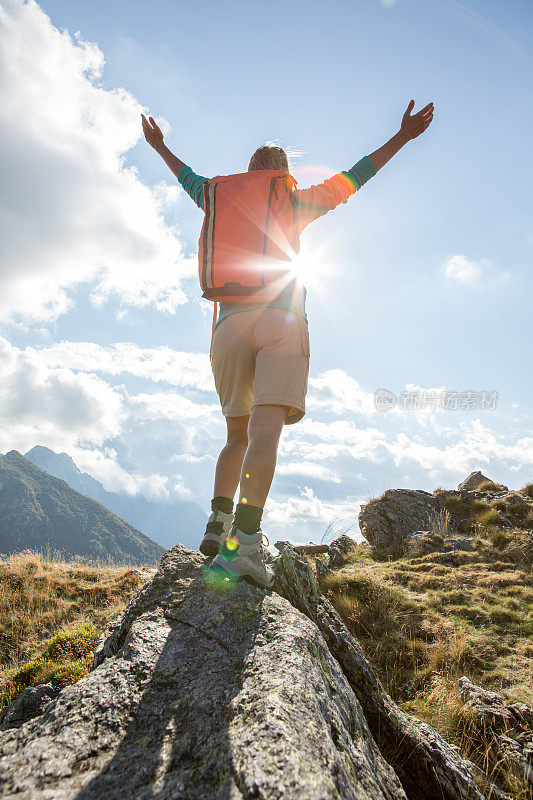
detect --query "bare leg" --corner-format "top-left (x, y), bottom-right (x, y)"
top-left (238, 405), bottom-right (288, 508)
top-left (213, 415), bottom-right (249, 500)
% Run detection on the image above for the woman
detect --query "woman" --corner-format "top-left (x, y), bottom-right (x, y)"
top-left (142, 99), bottom-right (434, 588)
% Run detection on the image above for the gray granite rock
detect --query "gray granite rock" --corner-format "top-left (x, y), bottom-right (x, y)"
top-left (458, 471), bottom-right (507, 491)
top-left (0, 683), bottom-right (59, 730)
top-left (359, 489), bottom-right (440, 551)
top-left (328, 534), bottom-right (358, 569)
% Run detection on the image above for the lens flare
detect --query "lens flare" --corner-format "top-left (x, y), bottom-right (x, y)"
top-left (226, 536), bottom-right (239, 551)
top-left (245, 473), bottom-right (250, 479)
top-left (241, 497), bottom-right (248, 504)
top-left (203, 563), bottom-right (240, 592)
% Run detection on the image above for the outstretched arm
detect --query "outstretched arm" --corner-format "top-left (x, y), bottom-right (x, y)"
top-left (141, 114), bottom-right (208, 210)
top-left (369, 99), bottom-right (434, 171)
top-left (141, 114), bottom-right (186, 179)
top-left (291, 100), bottom-right (434, 232)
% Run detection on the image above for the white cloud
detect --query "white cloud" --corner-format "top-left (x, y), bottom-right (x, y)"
top-left (130, 392), bottom-right (220, 421)
top-left (0, 336), bottom-right (126, 454)
top-left (308, 369), bottom-right (376, 414)
top-left (68, 444), bottom-right (191, 500)
top-left (0, 0), bottom-right (194, 324)
top-left (264, 487), bottom-right (361, 543)
top-left (276, 461), bottom-right (342, 483)
top-left (33, 341), bottom-right (214, 391)
top-left (442, 253), bottom-right (484, 284)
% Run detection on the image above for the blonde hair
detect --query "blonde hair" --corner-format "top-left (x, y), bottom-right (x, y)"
top-left (248, 141), bottom-right (289, 172)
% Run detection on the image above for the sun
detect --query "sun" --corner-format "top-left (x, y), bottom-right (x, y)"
top-left (289, 238), bottom-right (340, 296)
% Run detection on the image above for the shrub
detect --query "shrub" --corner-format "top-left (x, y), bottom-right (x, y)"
top-left (442, 494), bottom-right (470, 515)
top-left (520, 483), bottom-right (533, 500)
top-left (488, 529), bottom-right (511, 550)
top-left (474, 508), bottom-right (500, 527)
top-left (477, 480), bottom-right (506, 493)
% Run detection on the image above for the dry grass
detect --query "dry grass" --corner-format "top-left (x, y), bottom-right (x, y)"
top-left (476, 480), bottom-right (507, 493)
top-left (404, 675), bottom-right (532, 799)
top-left (428, 507), bottom-right (451, 539)
top-left (0, 550), bottom-right (152, 712)
top-left (519, 483), bottom-right (533, 501)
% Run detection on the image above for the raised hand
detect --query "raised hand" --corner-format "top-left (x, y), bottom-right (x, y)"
top-left (141, 114), bottom-right (165, 151)
top-left (400, 100), bottom-right (434, 141)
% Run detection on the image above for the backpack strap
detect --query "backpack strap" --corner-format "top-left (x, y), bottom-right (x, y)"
top-left (210, 301), bottom-right (218, 356)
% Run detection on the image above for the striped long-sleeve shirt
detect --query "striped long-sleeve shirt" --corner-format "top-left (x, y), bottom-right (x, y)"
top-left (178, 156), bottom-right (377, 328)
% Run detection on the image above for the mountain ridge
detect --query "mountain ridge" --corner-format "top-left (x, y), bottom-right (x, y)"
top-left (0, 451), bottom-right (164, 565)
top-left (23, 445), bottom-right (207, 550)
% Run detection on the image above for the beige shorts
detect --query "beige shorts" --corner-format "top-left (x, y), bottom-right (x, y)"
top-left (210, 307), bottom-right (310, 425)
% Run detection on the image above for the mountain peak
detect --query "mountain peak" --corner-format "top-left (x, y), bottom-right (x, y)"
top-left (24, 445), bottom-right (82, 477)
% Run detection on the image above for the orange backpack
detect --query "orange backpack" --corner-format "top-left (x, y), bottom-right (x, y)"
top-left (198, 169), bottom-right (299, 304)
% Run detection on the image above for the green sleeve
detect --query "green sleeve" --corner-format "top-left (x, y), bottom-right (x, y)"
top-left (341, 155), bottom-right (377, 191)
top-left (177, 165), bottom-right (209, 211)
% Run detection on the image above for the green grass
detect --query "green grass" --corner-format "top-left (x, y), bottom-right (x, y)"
top-left (1, 623), bottom-right (101, 707)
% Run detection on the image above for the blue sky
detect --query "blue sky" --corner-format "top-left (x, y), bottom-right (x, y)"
top-left (0, 0), bottom-right (531, 544)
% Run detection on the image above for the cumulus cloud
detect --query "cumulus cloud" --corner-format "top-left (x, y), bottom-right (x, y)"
top-left (275, 461), bottom-right (342, 483)
top-left (0, 0), bottom-right (194, 324)
top-left (308, 369), bottom-right (376, 414)
top-left (264, 487), bottom-right (361, 544)
top-left (0, 335), bottom-right (211, 499)
top-left (442, 254), bottom-right (482, 284)
top-left (0, 336), bottom-right (126, 454)
top-left (34, 341), bottom-right (213, 391)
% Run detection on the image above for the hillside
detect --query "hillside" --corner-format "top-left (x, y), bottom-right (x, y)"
top-left (24, 445), bottom-right (207, 550)
top-left (0, 451), bottom-right (165, 565)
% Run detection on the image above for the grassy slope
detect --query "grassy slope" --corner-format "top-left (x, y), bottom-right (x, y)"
top-left (316, 516), bottom-right (532, 798)
top-left (0, 551), bottom-right (153, 712)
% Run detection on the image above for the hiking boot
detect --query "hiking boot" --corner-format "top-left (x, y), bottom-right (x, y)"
top-left (209, 529), bottom-right (274, 589)
top-left (199, 508), bottom-right (234, 558)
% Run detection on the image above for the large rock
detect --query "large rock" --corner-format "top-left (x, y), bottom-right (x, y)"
top-left (458, 471), bottom-right (507, 492)
top-left (0, 544), bottom-right (487, 800)
top-left (359, 489), bottom-right (439, 551)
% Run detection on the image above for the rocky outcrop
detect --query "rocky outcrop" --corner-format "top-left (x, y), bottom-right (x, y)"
top-left (0, 544), bottom-right (489, 800)
top-left (359, 489), bottom-right (440, 551)
top-left (458, 472), bottom-right (507, 492)
top-left (358, 476), bottom-right (533, 556)
top-left (0, 684), bottom-right (59, 730)
top-left (327, 534), bottom-right (359, 569)
top-left (458, 471), bottom-right (493, 491)
top-left (277, 534), bottom-right (359, 575)
top-left (458, 677), bottom-right (533, 792)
